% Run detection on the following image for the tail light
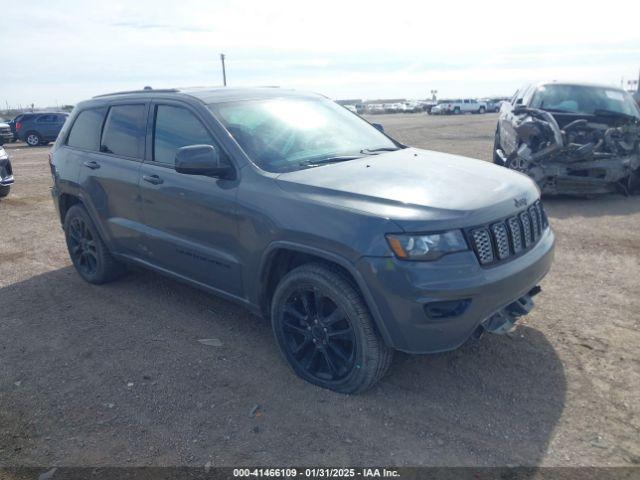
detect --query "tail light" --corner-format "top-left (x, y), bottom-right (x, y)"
top-left (15, 122), bottom-right (22, 130)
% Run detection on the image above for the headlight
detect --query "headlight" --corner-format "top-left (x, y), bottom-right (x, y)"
top-left (386, 231), bottom-right (468, 261)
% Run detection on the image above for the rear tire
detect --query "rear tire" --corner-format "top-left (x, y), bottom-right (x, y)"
top-left (25, 132), bottom-right (41, 147)
top-left (453, 107), bottom-right (460, 115)
top-left (0, 185), bottom-right (10, 198)
top-left (64, 204), bottom-right (127, 284)
top-left (479, 106), bottom-right (486, 114)
top-left (271, 263), bottom-right (393, 394)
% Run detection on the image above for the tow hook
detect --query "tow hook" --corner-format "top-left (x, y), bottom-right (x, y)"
top-left (481, 286), bottom-right (541, 335)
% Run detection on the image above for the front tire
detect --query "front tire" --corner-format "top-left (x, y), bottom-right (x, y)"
top-left (271, 263), bottom-right (393, 394)
top-left (25, 132), bottom-right (41, 147)
top-left (478, 106), bottom-right (486, 114)
top-left (64, 204), bottom-right (127, 284)
top-left (0, 185), bottom-right (10, 198)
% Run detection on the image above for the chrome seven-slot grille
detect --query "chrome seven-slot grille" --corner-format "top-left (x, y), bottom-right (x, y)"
top-left (469, 200), bottom-right (548, 266)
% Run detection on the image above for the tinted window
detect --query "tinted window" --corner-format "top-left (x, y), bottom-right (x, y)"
top-left (67, 108), bottom-right (106, 151)
top-left (101, 105), bottom-right (147, 158)
top-left (153, 105), bottom-right (215, 165)
top-left (36, 114), bottom-right (56, 123)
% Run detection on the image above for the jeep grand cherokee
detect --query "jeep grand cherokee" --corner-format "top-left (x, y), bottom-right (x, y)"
top-left (50, 87), bottom-right (555, 393)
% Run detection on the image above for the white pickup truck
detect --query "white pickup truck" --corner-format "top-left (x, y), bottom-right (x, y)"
top-left (431, 99), bottom-right (487, 115)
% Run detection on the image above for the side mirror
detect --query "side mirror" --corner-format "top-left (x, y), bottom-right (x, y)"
top-left (175, 145), bottom-right (231, 178)
top-left (372, 123), bottom-right (384, 133)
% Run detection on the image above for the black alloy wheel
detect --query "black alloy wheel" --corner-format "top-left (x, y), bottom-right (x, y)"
top-left (67, 216), bottom-right (99, 277)
top-left (280, 286), bottom-right (356, 381)
top-left (64, 204), bottom-right (126, 284)
top-left (271, 263), bottom-right (393, 394)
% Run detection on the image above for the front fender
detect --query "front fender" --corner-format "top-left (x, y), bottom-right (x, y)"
top-left (257, 241), bottom-right (395, 348)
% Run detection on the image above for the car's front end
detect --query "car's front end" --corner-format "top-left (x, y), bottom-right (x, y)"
top-left (0, 123), bottom-right (13, 145)
top-left (0, 146), bottom-right (14, 197)
top-left (357, 197), bottom-right (553, 353)
top-left (273, 145), bottom-right (555, 355)
top-left (497, 83), bottom-right (640, 195)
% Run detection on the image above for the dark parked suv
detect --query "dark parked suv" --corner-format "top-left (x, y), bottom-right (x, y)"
top-left (16, 112), bottom-right (68, 146)
top-left (50, 87), bottom-right (555, 393)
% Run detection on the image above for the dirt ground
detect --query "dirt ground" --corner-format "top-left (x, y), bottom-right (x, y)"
top-left (0, 113), bottom-right (638, 467)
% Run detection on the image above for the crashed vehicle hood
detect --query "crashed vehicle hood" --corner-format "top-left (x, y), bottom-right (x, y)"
top-left (276, 148), bottom-right (539, 231)
top-left (498, 107), bottom-right (640, 195)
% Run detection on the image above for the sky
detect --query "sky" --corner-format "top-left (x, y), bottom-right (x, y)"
top-left (1, 0), bottom-right (640, 108)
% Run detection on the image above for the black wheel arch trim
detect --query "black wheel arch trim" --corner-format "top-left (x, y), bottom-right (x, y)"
top-left (258, 241), bottom-right (394, 348)
top-left (69, 192), bottom-right (114, 253)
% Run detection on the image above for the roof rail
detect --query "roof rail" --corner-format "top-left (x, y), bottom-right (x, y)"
top-left (93, 88), bottom-right (180, 98)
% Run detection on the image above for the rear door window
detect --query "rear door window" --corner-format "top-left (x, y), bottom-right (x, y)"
top-left (36, 114), bottom-right (56, 123)
top-left (100, 105), bottom-right (147, 158)
top-left (153, 105), bottom-right (218, 166)
top-left (67, 108), bottom-right (106, 151)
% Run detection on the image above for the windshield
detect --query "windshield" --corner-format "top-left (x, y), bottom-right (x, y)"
top-left (530, 84), bottom-right (640, 117)
top-left (210, 97), bottom-right (398, 172)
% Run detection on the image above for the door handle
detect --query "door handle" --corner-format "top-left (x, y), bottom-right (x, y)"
top-left (83, 160), bottom-right (100, 170)
top-left (142, 174), bottom-right (163, 185)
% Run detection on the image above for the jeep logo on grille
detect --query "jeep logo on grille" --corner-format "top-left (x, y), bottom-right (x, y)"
top-left (514, 196), bottom-right (528, 208)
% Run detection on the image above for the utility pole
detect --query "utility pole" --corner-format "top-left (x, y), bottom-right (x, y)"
top-left (220, 53), bottom-right (227, 87)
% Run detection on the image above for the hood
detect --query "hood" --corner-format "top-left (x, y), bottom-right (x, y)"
top-left (276, 148), bottom-right (540, 231)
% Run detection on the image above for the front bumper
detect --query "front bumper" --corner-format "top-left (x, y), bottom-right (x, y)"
top-left (357, 227), bottom-right (555, 354)
top-left (537, 155), bottom-right (640, 195)
top-left (0, 157), bottom-right (13, 186)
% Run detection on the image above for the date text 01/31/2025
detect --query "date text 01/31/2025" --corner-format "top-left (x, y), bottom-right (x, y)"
top-left (232, 468), bottom-right (400, 478)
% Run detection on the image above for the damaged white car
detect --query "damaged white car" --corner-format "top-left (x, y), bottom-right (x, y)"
top-left (493, 82), bottom-right (640, 195)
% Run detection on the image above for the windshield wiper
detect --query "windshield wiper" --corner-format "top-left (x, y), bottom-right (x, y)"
top-left (593, 109), bottom-right (638, 121)
top-left (360, 147), bottom-right (401, 154)
top-left (299, 155), bottom-right (362, 167)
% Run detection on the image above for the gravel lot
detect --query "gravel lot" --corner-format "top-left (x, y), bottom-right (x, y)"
top-left (1, 112), bottom-right (639, 467)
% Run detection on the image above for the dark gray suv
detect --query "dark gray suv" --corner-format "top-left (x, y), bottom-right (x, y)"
top-left (50, 87), bottom-right (555, 393)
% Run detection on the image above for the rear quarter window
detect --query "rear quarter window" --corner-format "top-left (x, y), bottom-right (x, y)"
top-left (100, 104), bottom-right (147, 158)
top-left (67, 108), bottom-right (107, 151)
